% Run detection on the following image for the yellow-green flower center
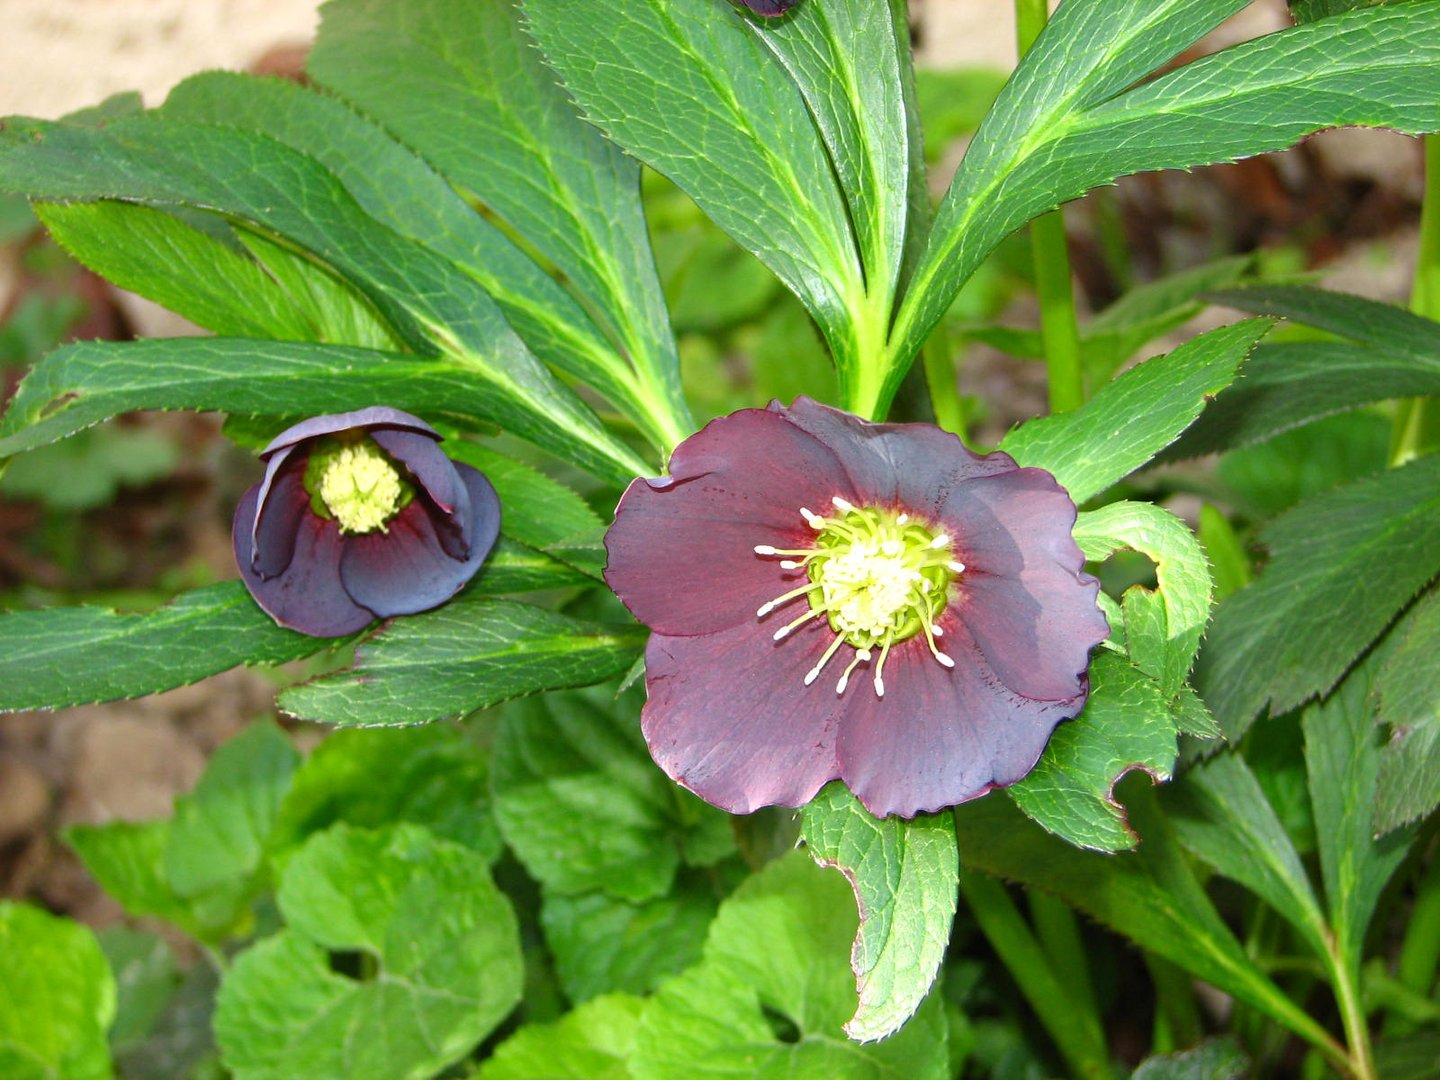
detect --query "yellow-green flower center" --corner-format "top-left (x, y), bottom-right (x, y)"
top-left (306, 439), bottom-right (412, 534)
top-left (754, 497), bottom-right (963, 697)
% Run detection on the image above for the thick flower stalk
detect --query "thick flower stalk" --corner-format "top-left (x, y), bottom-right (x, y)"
top-left (604, 398), bottom-right (1108, 818)
top-left (233, 407), bottom-right (500, 638)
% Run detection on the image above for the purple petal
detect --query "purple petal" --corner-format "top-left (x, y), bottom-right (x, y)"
top-left (259, 407), bottom-right (439, 459)
top-left (642, 616), bottom-right (843, 814)
top-left (370, 428), bottom-right (471, 560)
top-left (837, 627), bottom-right (1088, 818)
top-left (605, 407), bottom-right (854, 637)
top-left (939, 469), bottom-right (1108, 701)
top-left (777, 397), bottom-right (1017, 520)
top-left (232, 485), bottom-right (375, 637)
top-left (249, 454), bottom-right (309, 578)
top-left (339, 464), bottom-right (499, 617)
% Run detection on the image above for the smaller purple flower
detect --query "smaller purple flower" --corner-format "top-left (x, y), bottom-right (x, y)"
top-left (232, 407), bottom-right (500, 637)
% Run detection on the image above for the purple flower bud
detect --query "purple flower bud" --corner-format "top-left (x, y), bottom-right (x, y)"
top-left (232, 407), bottom-right (500, 637)
top-left (604, 398), bottom-right (1109, 819)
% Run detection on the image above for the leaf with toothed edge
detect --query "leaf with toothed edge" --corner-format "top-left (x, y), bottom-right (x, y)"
top-left (1005, 500), bottom-right (1218, 851)
top-left (801, 782), bottom-right (958, 1043)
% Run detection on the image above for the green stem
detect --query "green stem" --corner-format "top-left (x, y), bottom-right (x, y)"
top-left (1390, 134), bottom-right (1440, 465)
top-left (1029, 891), bottom-right (1098, 1022)
top-left (1015, 0), bottom-right (1085, 414)
top-left (960, 873), bottom-right (1115, 1080)
top-left (1326, 936), bottom-right (1378, 1080)
top-left (921, 332), bottom-right (970, 442)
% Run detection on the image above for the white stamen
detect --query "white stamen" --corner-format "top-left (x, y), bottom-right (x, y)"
top-left (874, 675), bottom-right (886, 698)
top-left (800, 507), bottom-right (824, 528)
top-left (932, 624), bottom-right (944, 637)
top-left (881, 540), bottom-right (902, 557)
top-left (780, 560), bottom-right (800, 570)
top-left (831, 495), bottom-right (856, 513)
top-left (937, 652), bottom-right (955, 668)
top-left (896, 513), bottom-right (909, 525)
top-left (929, 534), bottom-right (950, 549)
top-left (757, 601), bottom-right (777, 617)
top-left (754, 544), bottom-right (778, 555)
top-left (949, 561), bottom-right (966, 574)
top-left (774, 626), bottom-right (792, 641)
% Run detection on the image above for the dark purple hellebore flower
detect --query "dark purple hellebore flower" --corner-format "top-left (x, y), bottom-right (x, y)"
top-left (233, 407), bottom-right (500, 638)
top-left (604, 398), bottom-right (1110, 819)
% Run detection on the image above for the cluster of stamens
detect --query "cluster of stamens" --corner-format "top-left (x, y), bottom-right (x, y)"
top-left (307, 439), bottom-right (413, 535)
top-left (754, 496), bottom-right (964, 698)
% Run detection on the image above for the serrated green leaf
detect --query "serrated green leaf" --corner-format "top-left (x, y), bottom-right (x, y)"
top-left (309, 0), bottom-right (689, 450)
top-left (632, 852), bottom-right (949, 1077)
top-left (477, 993), bottom-right (645, 1080)
top-left (234, 229), bottom-right (402, 352)
top-left (0, 113), bottom-right (647, 480)
top-left (1197, 454), bottom-right (1440, 740)
top-left (1375, 585), bottom-right (1440, 832)
top-left (1290, 0), bottom-right (1409, 23)
top-left (214, 824), bottom-right (522, 1080)
top-left (272, 724), bottom-right (501, 865)
top-left (1167, 752), bottom-right (1329, 958)
top-left (36, 201), bottom-right (315, 339)
top-left (522, 0), bottom-right (873, 400)
top-left (541, 883), bottom-right (718, 1004)
top-left (952, 787), bottom-right (1338, 1055)
top-left (494, 686), bottom-right (734, 901)
top-left (278, 597), bottom-right (645, 726)
top-left (888, 2), bottom-right (1440, 400)
top-left (1304, 664), bottom-right (1418, 973)
top-left (1171, 286), bottom-right (1440, 457)
top-left (161, 72), bottom-right (684, 450)
top-left (1209, 284), bottom-right (1440, 358)
top-left (1076, 502), bottom-right (1213, 697)
top-left (0, 582), bottom-right (325, 713)
top-left (0, 336), bottom-right (544, 460)
top-left (1009, 652), bottom-right (1180, 852)
top-left (741, 0), bottom-right (914, 306)
top-left (1174, 340), bottom-right (1440, 459)
top-left (1216, 410), bottom-right (1390, 520)
top-left (166, 721), bottom-right (298, 900)
top-left (1130, 1036), bottom-right (1248, 1080)
top-left (1001, 320), bottom-right (1269, 504)
top-left (0, 903), bottom-right (115, 1080)
top-left (800, 782), bottom-right (958, 1042)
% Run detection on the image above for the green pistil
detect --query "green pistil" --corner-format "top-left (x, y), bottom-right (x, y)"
top-left (302, 436), bottom-right (414, 535)
top-left (754, 497), bottom-right (964, 697)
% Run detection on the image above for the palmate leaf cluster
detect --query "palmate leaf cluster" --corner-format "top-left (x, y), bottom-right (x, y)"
top-left (1, 0), bottom-right (1439, 1076)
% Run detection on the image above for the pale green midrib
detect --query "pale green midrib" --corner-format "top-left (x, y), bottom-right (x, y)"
top-left (888, 6), bottom-right (1434, 369)
top-left (361, 632), bottom-right (645, 672)
top-left (887, 2), bottom-right (1210, 360)
top-left (647, 0), bottom-right (865, 301)
top-left (356, 17), bottom-right (684, 428)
